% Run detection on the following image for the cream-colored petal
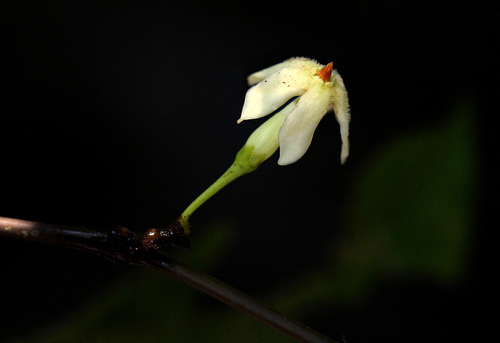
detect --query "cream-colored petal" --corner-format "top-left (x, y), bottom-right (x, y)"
top-left (246, 57), bottom-right (320, 86)
top-left (331, 70), bottom-right (350, 164)
top-left (338, 113), bottom-right (350, 164)
top-left (247, 60), bottom-right (294, 86)
top-left (277, 88), bottom-right (331, 165)
top-left (238, 67), bottom-right (309, 123)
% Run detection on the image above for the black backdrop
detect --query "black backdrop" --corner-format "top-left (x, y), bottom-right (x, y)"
top-left (1, 1), bottom-right (496, 342)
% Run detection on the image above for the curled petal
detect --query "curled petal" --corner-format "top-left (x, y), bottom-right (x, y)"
top-left (277, 88), bottom-right (331, 165)
top-left (247, 60), bottom-right (294, 86)
top-left (247, 57), bottom-right (320, 86)
top-left (331, 70), bottom-right (350, 164)
top-left (338, 112), bottom-right (350, 165)
top-left (238, 67), bottom-right (309, 123)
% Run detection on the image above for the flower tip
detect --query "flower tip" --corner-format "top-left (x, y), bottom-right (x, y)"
top-left (340, 140), bottom-right (349, 165)
top-left (317, 62), bottom-right (333, 82)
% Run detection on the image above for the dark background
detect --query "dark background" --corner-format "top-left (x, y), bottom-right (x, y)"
top-left (1, 1), bottom-right (496, 342)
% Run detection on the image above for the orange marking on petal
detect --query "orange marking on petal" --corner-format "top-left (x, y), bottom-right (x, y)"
top-left (317, 62), bottom-right (333, 82)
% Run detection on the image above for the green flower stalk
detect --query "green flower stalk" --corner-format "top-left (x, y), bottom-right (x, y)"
top-left (178, 99), bottom-right (298, 233)
top-left (177, 57), bottom-right (351, 234)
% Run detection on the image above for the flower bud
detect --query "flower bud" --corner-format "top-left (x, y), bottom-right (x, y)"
top-left (242, 99), bottom-right (298, 167)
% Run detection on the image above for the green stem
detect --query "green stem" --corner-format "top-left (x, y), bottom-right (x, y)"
top-left (179, 145), bottom-right (261, 233)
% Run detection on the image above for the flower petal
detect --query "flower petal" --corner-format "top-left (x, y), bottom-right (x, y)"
top-left (331, 70), bottom-right (350, 164)
top-left (247, 60), bottom-right (294, 86)
top-left (247, 57), bottom-right (320, 86)
top-left (277, 87), bottom-right (331, 165)
top-left (238, 67), bottom-right (310, 123)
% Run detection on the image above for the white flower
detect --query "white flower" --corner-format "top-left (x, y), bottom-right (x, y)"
top-left (238, 57), bottom-right (350, 165)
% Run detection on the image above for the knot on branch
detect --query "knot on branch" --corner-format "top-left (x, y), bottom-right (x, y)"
top-left (107, 220), bottom-right (190, 262)
top-left (140, 220), bottom-right (190, 251)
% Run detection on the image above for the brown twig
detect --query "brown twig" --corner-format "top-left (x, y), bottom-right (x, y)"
top-left (0, 216), bottom-right (337, 343)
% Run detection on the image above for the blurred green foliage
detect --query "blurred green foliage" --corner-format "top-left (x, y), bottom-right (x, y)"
top-left (10, 100), bottom-right (476, 343)
top-left (273, 100), bottom-right (477, 318)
